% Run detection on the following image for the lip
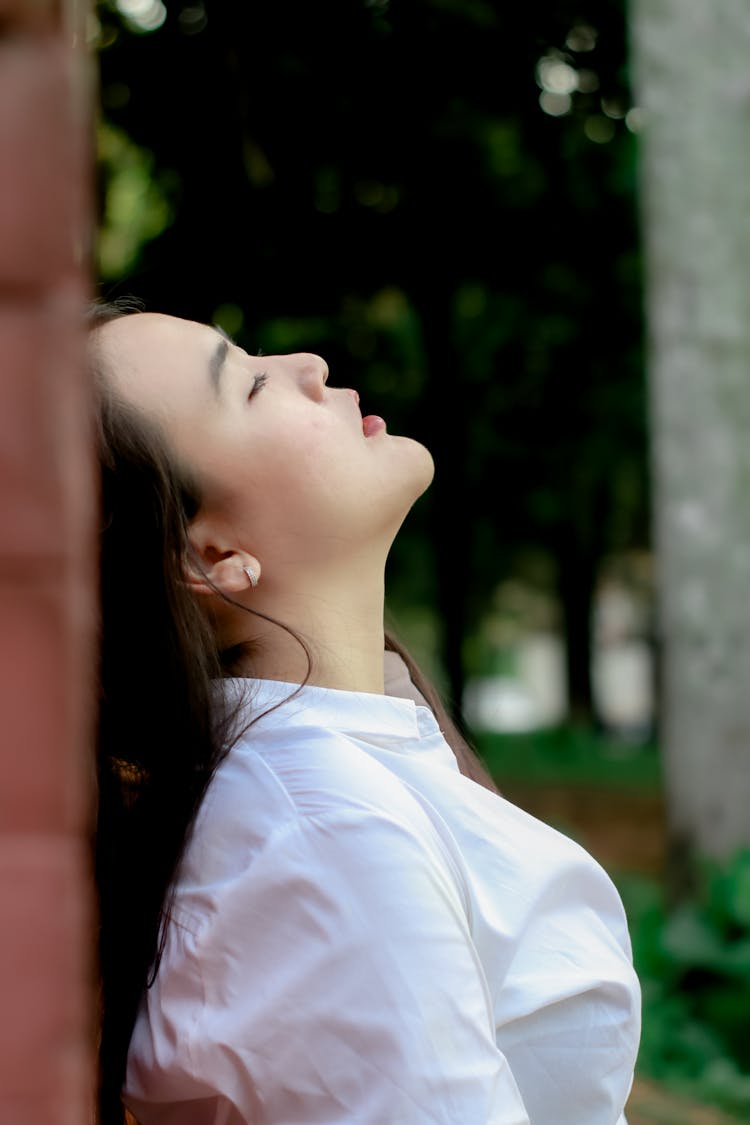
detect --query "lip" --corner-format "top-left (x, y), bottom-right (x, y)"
top-left (343, 388), bottom-right (385, 436)
top-left (362, 415), bottom-right (386, 437)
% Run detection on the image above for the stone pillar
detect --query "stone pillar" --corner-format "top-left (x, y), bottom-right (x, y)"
top-left (0, 1), bottom-right (94, 1122)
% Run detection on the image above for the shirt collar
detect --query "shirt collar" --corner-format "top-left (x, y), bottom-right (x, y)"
top-left (220, 676), bottom-right (431, 742)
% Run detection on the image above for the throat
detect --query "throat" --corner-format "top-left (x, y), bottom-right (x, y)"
top-left (222, 578), bottom-right (388, 694)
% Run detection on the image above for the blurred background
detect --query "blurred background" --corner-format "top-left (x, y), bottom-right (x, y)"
top-left (90, 1), bottom-right (750, 1119)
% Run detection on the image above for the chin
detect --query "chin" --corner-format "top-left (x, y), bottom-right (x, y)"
top-left (415, 449), bottom-right (435, 496)
top-left (377, 436), bottom-right (434, 531)
top-left (412, 437), bottom-right (435, 488)
top-left (399, 438), bottom-right (435, 504)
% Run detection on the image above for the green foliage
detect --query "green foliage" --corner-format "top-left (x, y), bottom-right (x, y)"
top-left (96, 120), bottom-right (174, 279)
top-left (94, 0), bottom-right (648, 710)
top-left (476, 725), bottom-right (661, 788)
top-left (618, 854), bottom-right (750, 1118)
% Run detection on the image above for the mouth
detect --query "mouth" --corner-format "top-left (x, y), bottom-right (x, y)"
top-left (362, 415), bottom-right (386, 437)
top-left (343, 387), bottom-right (386, 436)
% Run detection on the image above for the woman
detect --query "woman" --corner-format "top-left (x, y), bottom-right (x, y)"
top-left (92, 301), bottom-right (640, 1125)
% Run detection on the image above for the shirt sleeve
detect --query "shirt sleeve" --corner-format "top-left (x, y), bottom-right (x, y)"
top-left (127, 806), bottom-right (531, 1125)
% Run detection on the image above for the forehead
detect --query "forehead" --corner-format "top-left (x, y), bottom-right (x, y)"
top-left (96, 312), bottom-right (217, 417)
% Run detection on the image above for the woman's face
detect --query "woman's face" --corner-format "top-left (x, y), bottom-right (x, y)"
top-left (97, 313), bottom-right (434, 574)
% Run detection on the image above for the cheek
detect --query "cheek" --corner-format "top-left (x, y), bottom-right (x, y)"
top-left (248, 428), bottom-right (349, 522)
top-left (277, 435), bottom-right (353, 515)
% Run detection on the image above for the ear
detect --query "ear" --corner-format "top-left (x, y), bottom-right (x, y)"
top-left (184, 519), bottom-right (261, 599)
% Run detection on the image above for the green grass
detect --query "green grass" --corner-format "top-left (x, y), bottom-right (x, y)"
top-left (474, 725), bottom-right (662, 789)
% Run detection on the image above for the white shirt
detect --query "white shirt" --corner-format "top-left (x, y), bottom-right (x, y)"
top-left (124, 678), bottom-right (640, 1124)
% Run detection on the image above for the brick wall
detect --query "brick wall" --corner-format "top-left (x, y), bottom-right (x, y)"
top-left (0, 1), bottom-right (94, 1122)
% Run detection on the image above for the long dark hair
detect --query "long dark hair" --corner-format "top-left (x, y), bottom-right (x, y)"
top-left (91, 300), bottom-right (497, 1124)
top-left (92, 299), bottom-right (234, 1122)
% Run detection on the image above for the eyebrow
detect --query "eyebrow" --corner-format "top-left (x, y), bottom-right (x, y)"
top-left (208, 328), bottom-right (232, 397)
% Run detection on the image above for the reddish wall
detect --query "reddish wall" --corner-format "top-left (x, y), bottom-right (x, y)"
top-left (0, 1), bottom-right (94, 1122)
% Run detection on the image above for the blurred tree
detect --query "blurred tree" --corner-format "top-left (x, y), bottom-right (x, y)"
top-left (93, 0), bottom-right (648, 723)
top-left (631, 1), bottom-right (750, 865)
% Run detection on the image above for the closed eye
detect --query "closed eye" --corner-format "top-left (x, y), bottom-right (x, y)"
top-left (248, 372), bottom-right (268, 400)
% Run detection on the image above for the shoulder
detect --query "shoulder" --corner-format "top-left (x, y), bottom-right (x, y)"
top-left (248, 720), bottom-right (430, 819)
top-left (170, 749), bottom-right (473, 990)
top-left (211, 708), bottom-right (425, 818)
top-left (176, 720), bottom-right (456, 907)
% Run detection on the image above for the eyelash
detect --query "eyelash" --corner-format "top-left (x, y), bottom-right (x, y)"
top-left (248, 372), bottom-right (268, 400)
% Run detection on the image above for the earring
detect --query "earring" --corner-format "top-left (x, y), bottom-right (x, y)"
top-left (243, 565), bottom-right (259, 589)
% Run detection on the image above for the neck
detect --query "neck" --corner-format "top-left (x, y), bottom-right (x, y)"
top-left (223, 559), bottom-right (387, 694)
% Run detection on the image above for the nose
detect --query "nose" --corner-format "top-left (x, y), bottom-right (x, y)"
top-left (293, 352), bottom-right (328, 400)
